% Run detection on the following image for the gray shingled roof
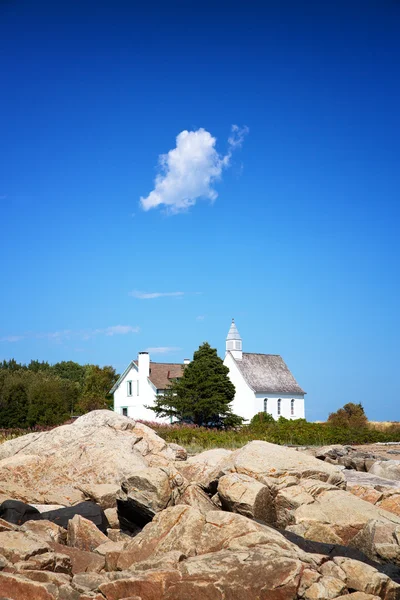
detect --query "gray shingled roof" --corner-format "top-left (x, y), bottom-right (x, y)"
top-left (233, 353), bottom-right (305, 395)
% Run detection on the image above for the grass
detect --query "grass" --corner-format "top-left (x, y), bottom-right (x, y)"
top-left (3, 418), bottom-right (400, 452)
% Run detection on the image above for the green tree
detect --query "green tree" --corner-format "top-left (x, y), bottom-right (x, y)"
top-left (26, 375), bottom-right (76, 426)
top-left (149, 342), bottom-right (243, 427)
top-left (0, 372), bottom-right (30, 427)
top-left (327, 402), bottom-right (368, 429)
top-left (0, 359), bottom-right (25, 372)
top-left (51, 361), bottom-right (87, 386)
top-left (77, 365), bottom-right (117, 413)
top-left (27, 360), bottom-right (51, 373)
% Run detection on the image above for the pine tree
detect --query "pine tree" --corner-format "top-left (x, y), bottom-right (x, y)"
top-left (149, 342), bottom-right (243, 427)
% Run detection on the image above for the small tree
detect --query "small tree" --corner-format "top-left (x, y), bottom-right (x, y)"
top-left (149, 342), bottom-right (243, 428)
top-left (327, 402), bottom-right (368, 429)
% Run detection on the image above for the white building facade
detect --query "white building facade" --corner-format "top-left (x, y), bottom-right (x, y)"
top-left (223, 320), bottom-right (305, 423)
top-left (110, 351), bottom-right (185, 422)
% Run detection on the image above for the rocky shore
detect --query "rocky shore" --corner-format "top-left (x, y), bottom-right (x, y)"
top-left (1, 411), bottom-right (400, 599)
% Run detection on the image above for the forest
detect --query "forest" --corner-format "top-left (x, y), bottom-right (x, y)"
top-left (0, 359), bottom-right (118, 428)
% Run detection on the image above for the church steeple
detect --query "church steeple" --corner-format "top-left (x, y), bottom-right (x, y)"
top-left (226, 318), bottom-right (243, 360)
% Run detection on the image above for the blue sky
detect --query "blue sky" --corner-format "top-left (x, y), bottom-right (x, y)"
top-left (1, 0), bottom-right (399, 421)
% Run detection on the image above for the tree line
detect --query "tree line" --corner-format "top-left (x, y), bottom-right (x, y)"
top-left (0, 359), bottom-right (118, 428)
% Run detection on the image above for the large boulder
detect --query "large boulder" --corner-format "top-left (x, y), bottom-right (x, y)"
top-left (67, 514), bottom-right (108, 552)
top-left (173, 482), bottom-right (220, 515)
top-left (229, 441), bottom-right (346, 489)
top-left (279, 480), bottom-right (400, 563)
top-left (0, 529), bottom-right (50, 563)
top-left (370, 461), bottom-right (400, 482)
top-left (217, 472), bottom-right (273, 522)
top-left (114, 505), bottom-right (310, 570)
top-left (175, 448), bottom-right (233, 491)
top-left (0, 410), bottom-right (185, 505)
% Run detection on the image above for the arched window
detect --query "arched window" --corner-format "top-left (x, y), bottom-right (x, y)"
top-left (277, 399), bottom-right (281, 416)
top-left (291, 399), bottom-right (295, 416)
top-left (264, 398), bottom-right (268, 413)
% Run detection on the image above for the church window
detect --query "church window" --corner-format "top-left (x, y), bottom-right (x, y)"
top-left (264, 399), bottom-right (268, 413)
top-left (127, 381), bottom-right (132, 396)
top-left (291, 399), bottom-right (295, 416)
top-left (277, 399), bottom-right (281, 416)
top-left (122, 407), bottom-right (128, 416)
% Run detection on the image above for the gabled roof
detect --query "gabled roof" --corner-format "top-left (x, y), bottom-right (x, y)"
top-left (110, 360), bottom-right (184, 394)
top-left (231, 352), bottom-right (305, 395)
top-left (135, 361), bottom-right (184, 391)
top-left (109, 360), bottom-right (138, 394)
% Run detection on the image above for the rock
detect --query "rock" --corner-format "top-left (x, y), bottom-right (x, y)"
top-left (348, 485), bottom-right (383, 505)
top-left (115, 505), bottom-right (307, 571)
top-left (334, 556), bottom-right (400, 597)
top-left (315, 445), bottom-right (353, 461)
top-left (167, 443), bottom-right (187, 461)
top-left (230, 440), bottom-right (346, 489)
top-left (0, 530), bottom-right (50, 562)
top-left (94, 540), bottom-right (126, 556)
top-left (18, 569), bottom-right (71, 587)
top-left (67, 515), bottom-right (108, 552)
top-left (349, 520), bottom-right (400, 565)
top-left (380, 496), bottom-right (400, 517)
top-left (107, 529), bottom-right (132, 543)
top-left (282, 484), bottom-right (400, 547)
top-left (345, 470), bottom-right (400, 489)
top-left (175, 448), bottom-right (233, 492)
top-left (0, 410), bottom-right (182, 505)
top-left (116, 496), bottom-right (156, 533)
top-left (71, 572), bottom-right (108, 593)
top-left (303, 575), bottom-right (347, 599)
top-left (115, 467), bottom-right (174, 533)
top-left (21, 520), bottom-right (66, 544)
top-left (15, 551), bottom-right (72, 574)
top-left (129, 550), bottom-right (186, 572)
top-left (78, 484), bottom-right (120, 510)
top-left (49, 542), bottom-right (105, 574)
top-left (98, 570), bottom-right (181, 600)
top-left (335, 594), bottom-right (381, 600)
top-left (120, 467), bottom-right (172, 513)
top-left (129, 421), bottom-right (186, 467)
top-left (0, 572), bottom-right (56, 599)
top-left (217, 472), bottom-right (273, 522)
top-left (370, 461), bottom-right (400, 482)
top-left (173, 483), bottom-right (220, 515)
top-left (173, 548), bottom-right (304, 600)
top-left (104, 508), bottom-right (119, 529)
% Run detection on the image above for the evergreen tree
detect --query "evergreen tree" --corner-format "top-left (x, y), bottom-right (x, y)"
top-left (149, 342), bottom-right (243, 427)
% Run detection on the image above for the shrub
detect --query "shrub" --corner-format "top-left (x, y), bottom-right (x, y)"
top-left (327, 403), bottom-right (368, 429)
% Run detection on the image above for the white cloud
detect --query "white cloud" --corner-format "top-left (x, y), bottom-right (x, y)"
top-left (145, 346), bottom-right (181, 354)
top-left (196, 315), bottom-right (205, 321)
top-left (0, 325), bottom-right (139, 343)
top-left (129, 290), bottom-right (184, 300)
top-left (0, 335), bottom-right (24, 342)
top-left (140, 125), bottom-right (248, 213)
top-left (99, 325), bottom-right (139, 336)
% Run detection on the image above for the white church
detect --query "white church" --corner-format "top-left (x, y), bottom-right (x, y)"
top-left (111, 320), bottom-right (305, 422)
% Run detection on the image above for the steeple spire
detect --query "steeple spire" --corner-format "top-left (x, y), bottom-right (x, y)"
top-left (226, 318), bottom-right (243, 360)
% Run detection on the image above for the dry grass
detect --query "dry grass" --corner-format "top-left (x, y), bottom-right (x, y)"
top-left (368, 421), bottom-right (400, 432)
